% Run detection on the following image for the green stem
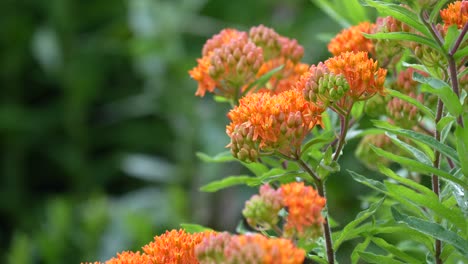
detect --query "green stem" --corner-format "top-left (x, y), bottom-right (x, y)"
top-left (297, 158), bottom-right (335, 264)
top-left (332, 109), bottom-right (351, 162)
top-left (433, 98), bottom-right (444, 264)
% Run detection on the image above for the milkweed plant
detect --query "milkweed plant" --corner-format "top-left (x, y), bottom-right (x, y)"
top-left (83, 0), bottom-right (467, 263)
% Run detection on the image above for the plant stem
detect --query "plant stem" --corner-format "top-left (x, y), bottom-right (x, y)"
top-left (433, 98), bottom-right (444, 264)
top-left (447, 22), bottom-right (467, 128)
top-left (297, 158), bottom-right (335, 264)
top-left (332, 110), bottom-right (351, 162)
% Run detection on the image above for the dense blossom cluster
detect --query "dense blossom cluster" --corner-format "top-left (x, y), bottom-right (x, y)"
top-left (243, 182), bottom-right (326, 240)
top-left (226, 89), bottom-right (323, 160)
top-left (440, 0), bottom-right (468, 29)
top-left (189, 25), bottom-right (307, 100)
top-left (327, 22), bottom-right (375, 56)
top-left (195, 232), bottom-right (305, 264)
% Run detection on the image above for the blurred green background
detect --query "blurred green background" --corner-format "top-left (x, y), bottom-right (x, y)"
top-left (1, 0), bottom-right (375, 263)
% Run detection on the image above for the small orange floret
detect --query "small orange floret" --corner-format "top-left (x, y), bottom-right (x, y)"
top-left (106, 251), bottom-right (151, 264)
top-left (440, 1), bottom-right (468, 29)
top-left (143, 229), bottom-right (215, 264)
top-left (280, 182), bottom-right (326, 238)
top-left (202, 29), bottom-right (247, 56)
top-left (325, 51), bottom-right (387, 100)
top-left (189, 56), bottom-right (217, 97)
top-left (328, 22), bottom-right (375, 56)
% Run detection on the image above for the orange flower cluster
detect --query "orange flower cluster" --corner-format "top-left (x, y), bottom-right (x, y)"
top-left (242, 184), bottom-right (284, 230)
top-left (81, 251), bottom-right (151, 264)
top-left (143, 229), bottom-right (215, 264)
top-left (82, 229), bottom-right (214, 264)
top-left (327, 22), bottom-right (375, 56)
top-left (440, 1), bottom-right (468, 29)
top-left (227, 89), bottom-right (323, 160)
top-left (189, 25), bottom-right (307, 100)
top-left (325, 51), bottom-right (387, 101)
top-left (280, 182), bottom-right (326, 239)
top-left (195, 232), bottom-right (305, 264)
top-left (300, 51), bottom-right (386, 113)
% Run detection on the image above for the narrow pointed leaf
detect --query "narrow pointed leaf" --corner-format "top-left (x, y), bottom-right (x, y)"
top-left (371, 146), bottom-right (467, 189)
top-left (200, 175), bottom-right (258, 192)
top-left (414, 72), bottom-right (463, 116)
top-left (385, 182), bottom-right (466, 233)
top-left (334, 196), bottom-right (385, 250)
top-left (386, 89), bottom-right (435, 119)
top-left (364, 32), bottom-right (439, 50)
top-left (386, 133), bottom-right (432, 166)
top-left (372, 120), bottom-right (460, 166)
top-left (196, 151), bottom-right (236, 163)
top-left (358, 251), bottom-right (406, 264)
top-left (372, 237), bottom-right (422, 263)
top-left (391, 207), bottom-right (468, 258)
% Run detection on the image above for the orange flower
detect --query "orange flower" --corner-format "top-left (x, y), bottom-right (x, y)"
top-left (227, 89), bottom-right (323, 160)
top-left (441, 1), bottom-right (468, 29)
top-left (280, 182), bottom-right (326, 239)
top-left (143, 229), bottom-right (215, 264)
top-left (82, 251), bottom-right (151, 264)
top-left (328, 22), bottom-right (375, 56)
top-left (189, 31), bottom-right (263, 99)
top-left (325, 51), bottom-right (387, 102)
top-left (196, 232), bottom-right (305, 264)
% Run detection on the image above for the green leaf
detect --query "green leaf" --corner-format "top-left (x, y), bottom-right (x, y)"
top-left (243, 65), bottom-right (284, 94)
top-left (385, 133), bottom-right (432, 166)
top-left (437, 116), bottom-right (455, 143)
top-left (180, 223), bottom-right (213, 233)
top-left (199, 175), bottom-right (258, 192)
top-left (351, 101), bottom-right (365, 120)
top-left (385, 182), bottom-right (466, 233)
top-left (386, 89), bottom-right (435, 120)
top-left (309, 255), bottom-right (328, 264)
top-left (371, 146), bottom-right (467, 189)
top-left (362, 0), bottom-right (430, 37)
top-left (342, 0), bottom-right (369, 25)
top-left (454, 45), bottom-right (468, 60)
top-left (311, 0), bottom-right (351, 28)
top-left (372, 120), bottom-right (460, 166)
top-left (371, 237), bottom-right (422, 263)
top-left (301, 130), bottom-right (335, 158)
top-left (414, 72), bottom-right (463, 116)
top-left (455, 121), bottom-right (468, 178)
top-left (196, 151), bottom-right (236, 163)
top-left (213, 95), bottom-right (231, 103)
top-left (377, 165), bottom-right (433, 197)
top-left (351, 236), bottom-right (372, 264)
top-left (374, 226), bottom-right (434, 251)
top-left (358, 251), bottom-right (406, 264)
top-left (391, 207), bottom-right (468, 258)
top-left (443, 25), bottom-right (460, 51)
top-left (333, 196), bottom-right (385, 250)
top-left (350, 170), bottom-right (427, 216)
top-left (242, 162), bottom-right (269, 176)
top-left (364, 32), bottom-right (439, 50)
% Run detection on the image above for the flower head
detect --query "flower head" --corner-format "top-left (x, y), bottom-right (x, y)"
top-left (227, 89), bottom-right (323, 160)
top-left (280, 182), bottom-right (326, 239)
top-left (301, 62), bottom-right (350, 109)
top-left (328, 22), bottom-right (375, 56)
top-left (196, 232), bottom-right (305, 264)
top-left (242, 184), bottom-right (284, 230)
top-left (189, 29), bottom-right (263, 98)
top-left (325, 51), bottom-right (387, 102)
top-left (441, 1), bottom-right (468, 30)
top-left (143, 229), bottom-right (215, 264)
